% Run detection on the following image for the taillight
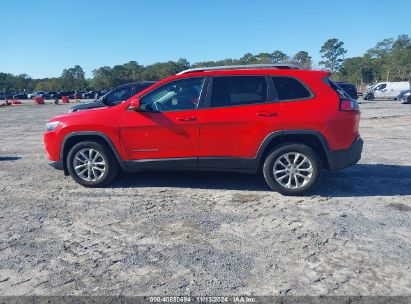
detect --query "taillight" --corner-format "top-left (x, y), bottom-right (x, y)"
top-left (340, 98), bottom-right (359, 111)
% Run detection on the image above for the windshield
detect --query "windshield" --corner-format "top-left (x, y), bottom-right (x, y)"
top-left (101, 86), bottom-right (133, 106)
top-left (367, 84), bottom-right (378, 92)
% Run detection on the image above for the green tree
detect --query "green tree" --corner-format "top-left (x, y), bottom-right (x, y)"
top-left (390, 35), bottom-right (411, 80)
top-left (363, 35), bottom-right (411, 81)
top-left (292, 51), bottom-right (312, 69)
top-left (271, 50), bottom-right (288, 63)
top-left (14, 74), bottom-right (31, 91)
top-left (0, 73), bottom-right (17, 91)
top-left (61, 65), bottom-right (87, 90)
top-left (339, 57), bottom-right (375, 83)
top-left (319, 38), bottom-right (347, 73)
top-left (123, 61), bottom-right (144, 82)
top-left (366, 38), bottom-right (393, 59)
top-left (91, 66), bottom-right (114, 89)
top-left (143, 59), bottom-right (190, 80)
top-left (239, 53), bottom-right (257, 64)
top-left (35, 81), bottom-right (47, 91)
top-left (256, 52), bottom-right (273, 63)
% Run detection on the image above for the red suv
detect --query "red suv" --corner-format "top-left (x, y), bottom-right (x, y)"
top-left (44, 64), bottom-right (363, 195)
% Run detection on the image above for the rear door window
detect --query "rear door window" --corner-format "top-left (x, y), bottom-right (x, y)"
top-left (209, 76), bottom-right (268, 108)
top-left (272, 77), bottom-right (312, 101)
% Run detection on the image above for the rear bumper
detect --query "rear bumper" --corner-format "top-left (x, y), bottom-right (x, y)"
top-left (48, 161), bottom-right (63, 170)
top-left (328, 137), bottom-right (363, 170)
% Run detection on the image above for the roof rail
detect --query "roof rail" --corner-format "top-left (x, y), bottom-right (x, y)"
top-left (177, 64), bottom-right (303, 75)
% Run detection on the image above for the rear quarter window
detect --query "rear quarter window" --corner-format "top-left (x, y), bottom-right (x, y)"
top-left (272, 76), bottom-right (312, 101)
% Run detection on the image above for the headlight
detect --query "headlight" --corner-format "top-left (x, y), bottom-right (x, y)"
top-left (46, 121), bottom-right (60, 131)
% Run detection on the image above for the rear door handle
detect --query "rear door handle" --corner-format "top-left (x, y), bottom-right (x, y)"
top-left (256, 111), bottom-right (278, 117)
top-left (176, 116), bottom-right (197, 122)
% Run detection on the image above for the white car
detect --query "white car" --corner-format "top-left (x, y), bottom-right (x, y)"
top-left (27, 91), bottom-right (46, 99)
top-left (372, 82), bottom-right (410, 100)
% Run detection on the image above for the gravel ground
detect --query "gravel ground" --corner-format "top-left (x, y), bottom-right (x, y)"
top-left (0, 99), bottom-right (410, 296)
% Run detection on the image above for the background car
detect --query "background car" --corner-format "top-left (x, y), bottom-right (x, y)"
top-left (43, 91), bottom-right (57, 99)
top-left (12, 93), bottom-right (28, 99)
top-left (69, 81), bottom-right (156, 112)
top-left (28, 91), bottom-right (47, 99)
top-left (336, 82), bottom-right (358, 100)
top-left (97, 90), bottom-right (108, 97)
top-left (68, 92), bottom-right (84, 99)
top-left (56, 91), bottom-right (75, 99)
top-left (397, 89), bottom-right (411, 103)
top-left (0, 92), bottom-right (14, 100)
top-left (82, 91), bottom-right (97, 99)
top-left (365, 81), bottom-right (410, 100)
top-left (363, 84), bottom-right (377, 100)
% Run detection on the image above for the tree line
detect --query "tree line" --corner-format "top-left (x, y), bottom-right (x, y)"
top-left (1, 35), bottom-right (410, 93)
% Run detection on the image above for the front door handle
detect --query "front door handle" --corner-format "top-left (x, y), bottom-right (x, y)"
top-left (256, 111), bottom-right (278, 117)
top-left (176, 116), bottom-right (197, 122)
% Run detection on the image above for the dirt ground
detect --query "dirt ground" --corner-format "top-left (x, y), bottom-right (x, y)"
top-left (0, 99), bottom-right (410, 296)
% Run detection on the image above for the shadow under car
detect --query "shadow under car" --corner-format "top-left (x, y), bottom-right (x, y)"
top-left (110, 164), bottom-right (411, 197)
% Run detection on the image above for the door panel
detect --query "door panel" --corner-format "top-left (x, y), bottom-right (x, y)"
top-left (119, 110), bottom-right (199, 160)
top-left (198, 103), bottom-right (282, 159)
top-left (198, 75), bottom-right (282, 161)
top-left (374, 89), bottom-right (385, 98)
top-left (119, 77), bottom-right (206, 161)
top-left (373, 83), bottom-right (387, 98)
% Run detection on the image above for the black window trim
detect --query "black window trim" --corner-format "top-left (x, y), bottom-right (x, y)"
top-left (130, 76), bottom-right (209, 113)
top-left (203, 75), bottom-right (276, 110)
top-left (269, 75), bottom-right (315, 103)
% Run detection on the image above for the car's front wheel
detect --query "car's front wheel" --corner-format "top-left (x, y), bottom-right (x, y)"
top-left (67, 141), bottom-right (119, 187)
top-left (263, 144), bottom-right (321, 195)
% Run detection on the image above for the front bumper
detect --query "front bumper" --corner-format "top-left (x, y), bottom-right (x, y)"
top-left (328, 137), bottom-right (363, 170)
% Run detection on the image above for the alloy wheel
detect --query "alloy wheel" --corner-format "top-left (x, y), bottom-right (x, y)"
top-left (73, 148), bottom-right (106, 182)
top-left (273, 152), bottom-right (313, 189)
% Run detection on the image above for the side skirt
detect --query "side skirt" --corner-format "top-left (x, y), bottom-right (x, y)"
top-left (123, 157), bottom-right (259, 173)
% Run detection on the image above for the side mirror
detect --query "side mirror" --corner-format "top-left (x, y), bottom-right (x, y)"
top-left (129, 98), bottom-right (141, 111)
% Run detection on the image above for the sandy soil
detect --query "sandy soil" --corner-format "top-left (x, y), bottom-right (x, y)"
top-left (0, 99), bottom-right (410, 296)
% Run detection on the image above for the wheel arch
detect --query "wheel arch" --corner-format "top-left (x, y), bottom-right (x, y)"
top-left (61, 132), bottom-right (124, 175)
top-left (257, 130), bottom-right (331, 170)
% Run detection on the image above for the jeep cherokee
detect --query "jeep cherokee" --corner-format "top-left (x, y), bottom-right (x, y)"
top-left (44, 64), bottom-right (363, 195)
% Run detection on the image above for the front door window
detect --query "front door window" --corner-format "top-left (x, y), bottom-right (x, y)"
top-left (140, 78), bottom-right (205, 112)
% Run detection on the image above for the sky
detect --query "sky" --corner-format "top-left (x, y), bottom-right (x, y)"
top-left (1, 0), bottom-right (410, 79)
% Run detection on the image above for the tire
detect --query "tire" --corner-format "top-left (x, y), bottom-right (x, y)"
top-left (263, 144), bottom-right (322, 196)
top-left (67, 141), bottom-right (119, 187)
top-left (368, 94), bottom-right (374, 101)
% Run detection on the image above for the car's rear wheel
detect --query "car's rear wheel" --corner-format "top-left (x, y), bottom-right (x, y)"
top-left (67, 141), bottom-right (118, 187)
top-left (263, 144), bottom-right (321, 195)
